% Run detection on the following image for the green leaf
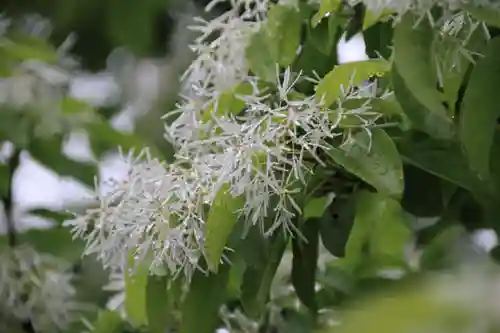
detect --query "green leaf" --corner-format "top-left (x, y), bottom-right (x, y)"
top-left (315, 59), bottom-right (390, 107)
top-left (398, 132), bottom-right (483, 193)
top-left (308, 14), bottom-right (342, 56)
top-left (292, 219), bottom-right (320, 312)
top-left (465, 4), bottom-right (500, 28)
top-left (362, 8), bottom-right (393, 30)
top-left (363, 21), bottom-right (394, 61)
top-left (90, 310), bottom-right (123, 333)
top-left (205, 184), bottom-right (245, 273)
top-left (202, 82), bottom-right (254, 124)
top-left (266, 4), bottom-right (302, 67)
top-left (327, 128), bottom-right (404, 198)
top-left (393, 13), bottom-right (454, 139)
top-left (303, 194), bottom-right (335, 220)
top-left (241, 234), bottom-right (288, 318)
top-left (180, 265), bottom-right (230, 333)
top-left (319, 196), bottom-right (356, 258)
top-left (0, 109), bottom-right (30, 148)
top-left (419, 225), bottom-right (466, 270)
top-left (246, 29), bottom-right (277, 82)
top-left (28, 136), bottom-right (97, 187)
top-left (345, 191), bottom-right (411, 273)
top-left (459, 36), bottom-right (500, 181)
top-left (312, 0), bottom-right (342, 27)
top-left (441, 20), bottom-right (487, 116)
top-left (125, 253), bottom-right (149, 327)
top-left (227, 254), bottom-right (247, 299)
top-left (392, 65), bottom-right (454, 140)
top-left (146, 275), bottom-right (169, 333)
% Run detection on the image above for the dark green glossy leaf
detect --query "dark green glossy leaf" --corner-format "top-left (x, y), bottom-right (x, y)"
top-left (363, 21), bottom-right (394, 60)
top-left (308, 14), bottom-right (342, 56)
top-left (292, 219), bottom-right (319, 312)
top-left (398, 132), bottom-right (483, 193)
top-left (393, 13), bottom-right (454, 139)
top-left (319, 196), bottom-right (356, 258)
top-left (241, 233), bottom-right (288, 318)
top-left (460, 36), bottom-right (500, 181)
top-left (327, 128), bottom-right (404, 198)
top-left (441, 20), bottom-right (487, 116)
top-left (180, 265), bottom-right (230, 333)
top-left (391, 65), bottom-right (455, 140)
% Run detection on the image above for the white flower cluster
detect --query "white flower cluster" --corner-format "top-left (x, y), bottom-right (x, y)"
top-left (0, 15), bottom-right (90, 139)
top-left (0, 246), bottom-right (83, 331)
top-left (66, 0), bottom-right (384, 279)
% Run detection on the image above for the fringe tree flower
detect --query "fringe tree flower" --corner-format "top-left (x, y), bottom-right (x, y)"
top-left (0, 246), bottom-right (83, 331)
top-left (65, 149), bottom-right (209, 278)
top-left (66, 0), bottom-right (387, 279)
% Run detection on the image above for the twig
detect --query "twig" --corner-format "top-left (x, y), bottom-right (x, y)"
top-left (1, 149), bottom-right (35, 333)
top-left (4, 149), bottom-right (21, 247)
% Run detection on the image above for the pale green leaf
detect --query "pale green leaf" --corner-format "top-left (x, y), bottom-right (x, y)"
top-left (311, 0), bottom-right (341, 27)
top-left (205, 183), bottom-right (244, 272)
top-left (266, 4), bottom-right (302, 67)
top-left (245, 29), bottom-right (276, 82)
top-left (303, 193), bottom-right (335, 220)
top-left (315, 59), bottom-right (390, 107)
top-left (125, 252), bottom-right (149, 327)
top-left (91, 310), bottom-right (123, 333)
top-left (345, 191), bottom-right (411, 271)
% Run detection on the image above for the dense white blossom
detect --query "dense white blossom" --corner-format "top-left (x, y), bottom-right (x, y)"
top-left (0, 246), bottom-right (84, 331)
top-left (66, 0), bottom-right (387, 278)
